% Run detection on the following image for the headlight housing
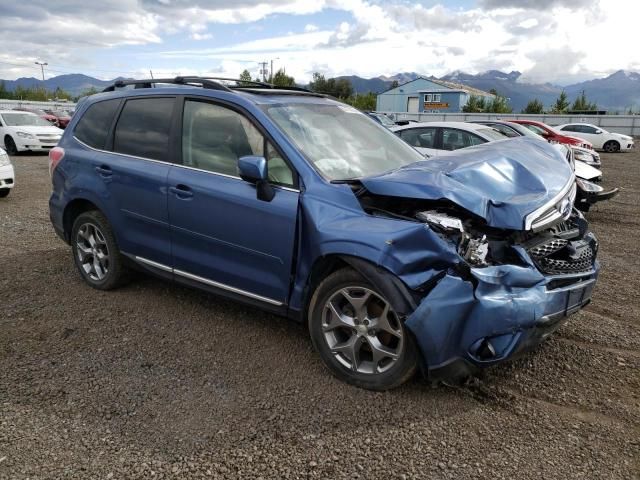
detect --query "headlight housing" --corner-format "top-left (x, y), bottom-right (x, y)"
top-left (0, 152), bottom-right (10, 167)
top-left (576, 178), bottom-right (604, 193)
top-left (417, 211), bottom-right (489, 266)
top-left (15, 131), bottom-right (36, 139)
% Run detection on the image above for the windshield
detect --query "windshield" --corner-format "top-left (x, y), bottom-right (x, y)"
top-left (477, 128), bottom-right (509, 141)
top-left (265, 103), bottom-right (425, 180)
top-left (506, 122), bottom-right (544, 139)
top-left (1, 113), bottom-right (52, 127)
top-left (370, 113), bottom-right (396, 127)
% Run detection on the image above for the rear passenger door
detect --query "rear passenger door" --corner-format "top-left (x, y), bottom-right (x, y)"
top-left (99, 96), bottom-right (177, 267)
top-left (167, 97), bottom-right (299, 307)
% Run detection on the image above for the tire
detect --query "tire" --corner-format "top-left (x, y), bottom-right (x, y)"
top-left (603, 140), bottom-right (620, 153)
top-left (4, 136), bottom-right (17, 156)
top-left (308, 268), bottom-right (418, 390)
top-left (0, 188), bottom-right (10, 198)
top-left (70, 210), bottom-right (129, 290)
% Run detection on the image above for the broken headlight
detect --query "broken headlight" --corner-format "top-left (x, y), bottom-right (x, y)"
top-left (417, 211), bottom-right (490, 267)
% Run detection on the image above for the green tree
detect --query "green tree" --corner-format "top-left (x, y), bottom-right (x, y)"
top-left (462, 95), bottom-right (486, 113)
top-left (271, 69), bottom-right (295, 87)
top-left (486, 95), bottom-right (512, 113)
top-left (571, 90), bottom-right (598, 111)
top-left (489, 88), bottom-right (498, 95)
top-left (390, 80), bottom-right (399, 89)
top-left (551, 90), bottom-right (570, 113)
top-left (0, 81), bottom-right (11, 99)
top-left (345, 92), bottom-right (377, 111)
top-left (522, 98), bottom-right (544, 114)
top-left (309, 72), bottom-right (353, 99)
top-left (238, 69), bottom-right (252, 85)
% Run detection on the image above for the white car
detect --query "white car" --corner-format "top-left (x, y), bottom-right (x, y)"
top-left (389, 121), bottom-right (507, 156)
top-left (555, 123), bottom-right (634, 153)
top-left (0, 110), bottom-right (63, 155)
top-left (0, 147), bottom-right (15, 197)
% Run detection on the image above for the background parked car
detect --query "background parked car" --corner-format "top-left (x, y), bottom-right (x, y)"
top-left (44, 109), bottom-right (73, 129)
top-left (13, 107), bottom-right (58, 125)
top-left (0, 147), bottom-right (14, 197)
top-left (0, 111), bottom-right (63, 155)
top-left (472, 120), bottom-right (602, 167)
top-left (555, 123), bottom-right (634, 153)
top-left (364, 112), bottom-right (396, 128)
top-left (511, 120), bottom-right (593, 150)
top-left (389, 121), bottom-right (507, 156)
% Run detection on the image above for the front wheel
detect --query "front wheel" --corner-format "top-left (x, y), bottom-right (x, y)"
top-left (71, 210), bottom-right (129, 290)
top-left (0, 188), bottom-right (10, 198)
top-left (4, 136), bottom-right (17, 156)
top-left (308, 268), bottom-right (418, 390)
top-left (603, 140), bottom-right (620, 153)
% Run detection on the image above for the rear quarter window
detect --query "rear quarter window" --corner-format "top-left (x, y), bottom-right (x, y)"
top-left (74, 99), bottom-right (121, 149)
top-left (113, 97), bottom-right (174, 162)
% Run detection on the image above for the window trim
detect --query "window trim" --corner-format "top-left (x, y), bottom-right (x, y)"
top-left (177, 95), bottom-right (300, 190)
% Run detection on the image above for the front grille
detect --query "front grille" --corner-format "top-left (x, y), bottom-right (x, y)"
top-left (527, 235), bottom-right (596, 275)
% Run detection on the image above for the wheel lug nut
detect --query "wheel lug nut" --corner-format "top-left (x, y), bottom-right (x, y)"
top-left (363, 320), bottom-right (369, 326)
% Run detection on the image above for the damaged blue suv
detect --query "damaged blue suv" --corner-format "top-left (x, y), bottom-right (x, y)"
top-left (49, 77), bottom-right (599, 390)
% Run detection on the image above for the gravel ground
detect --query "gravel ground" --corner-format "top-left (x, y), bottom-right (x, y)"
top-left (1, 150), bottom-right (639, 479)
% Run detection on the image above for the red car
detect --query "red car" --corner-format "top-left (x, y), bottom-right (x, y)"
top-left (511, 120), bottom-right (593, 150)
top-left (45, 109), bottom-right (72, 129)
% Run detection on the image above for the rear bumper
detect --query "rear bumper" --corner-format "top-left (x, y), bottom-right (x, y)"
top-left (405, 255), bottom-right (599, 380)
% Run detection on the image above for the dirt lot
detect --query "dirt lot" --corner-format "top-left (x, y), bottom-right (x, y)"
top-left (1, 150), bottom-right (639, 479)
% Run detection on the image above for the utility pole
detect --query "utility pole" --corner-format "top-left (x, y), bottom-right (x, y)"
top-left (269, 57), bottom-right (280, 83)
top-left (259, 61), bottom-right (268, 82)
top-left (35, 61), bottom-right (48, 81)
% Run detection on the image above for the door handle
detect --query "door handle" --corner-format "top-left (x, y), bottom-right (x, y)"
top-left (95, 165), bottom-right (112, 177)
top-left (169, 184), bottom-right (193, 199)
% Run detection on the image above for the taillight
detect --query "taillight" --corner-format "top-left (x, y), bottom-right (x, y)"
top-left (49, 147), bottom-right (65, 177)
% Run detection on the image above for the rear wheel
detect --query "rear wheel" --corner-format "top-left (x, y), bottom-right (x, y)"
top-left (603, 140), bottom-right (620, 153)
top-left (308, 268), bottom-right (418, 390)
top-left (0, 188), bottom-right (10, 198)
top-left (71, 210), bottom-right (129, 290)
top-left (4, 136), bottom-right (17, 156)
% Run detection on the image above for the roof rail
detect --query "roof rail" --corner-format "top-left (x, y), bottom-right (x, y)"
top-left (101, 75), bottom-right (316, 94)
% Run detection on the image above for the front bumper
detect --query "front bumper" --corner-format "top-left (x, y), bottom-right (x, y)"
top-left (0, 164), bottom-right (15, 189)
top-left (14, 137), bottom-right (60, 152)
top-left (621, 140), bottom-right (634, 151)
top-left (405, 252), bottom-right (599, 380)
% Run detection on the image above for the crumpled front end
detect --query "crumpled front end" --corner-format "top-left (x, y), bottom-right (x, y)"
top-left (405, 239), bottom-right (599, 379)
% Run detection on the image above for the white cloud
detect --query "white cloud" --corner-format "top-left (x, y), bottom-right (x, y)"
top-left (0, 0), bottom-right (636, 85)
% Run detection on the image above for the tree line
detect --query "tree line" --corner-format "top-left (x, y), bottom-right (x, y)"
top-left (0, 81), bottom-right (100, 102)
top-left (521, 90), bottom-right (599, 114)
top-left (239, 69), bottom-right (378, 111)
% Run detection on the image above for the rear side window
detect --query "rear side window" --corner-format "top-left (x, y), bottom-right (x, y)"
top-left (74, 99), bottom-right (120, 149)
top-left (113, 98), bottom-right (174, 162)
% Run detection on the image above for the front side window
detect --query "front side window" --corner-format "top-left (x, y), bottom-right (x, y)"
top-left (265, 103), bottom-right (425, 181)
top-left (74, 99), bottom-right (121, 149)
top-left (491, 124), bottom-right (519, 138)
top-left (182, 100), bottom-right (294, 186)
top-left (581, 125), bottom-right (598, 134)
top-left (113, 97), bottom-right (174, 162)
top-left (399, 127), bottom-right (437, 148)
top-left (442, 128), bottom-right (486, 150)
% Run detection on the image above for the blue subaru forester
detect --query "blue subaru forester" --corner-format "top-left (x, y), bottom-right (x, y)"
top-left (49, 77), bottom-right (599, 390)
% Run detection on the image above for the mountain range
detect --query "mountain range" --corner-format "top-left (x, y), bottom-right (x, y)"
top-left (1, 70), bottom-right (639, 112)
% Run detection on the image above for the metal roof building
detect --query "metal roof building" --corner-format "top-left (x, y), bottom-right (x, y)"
top-left (376, 77), bottom-right (495, 113)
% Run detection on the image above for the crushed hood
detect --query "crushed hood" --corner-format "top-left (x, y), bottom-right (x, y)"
top-left (360, 137), bottom-right (574, 231)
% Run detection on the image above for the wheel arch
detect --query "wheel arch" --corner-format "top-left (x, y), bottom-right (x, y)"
top-left (62, 198), bottom-right (105, 243)
top-left (302, 254), bottom-right (419, 324)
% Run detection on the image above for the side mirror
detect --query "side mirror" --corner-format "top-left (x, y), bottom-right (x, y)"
top-left (238, 155), bottom-right (275, 202)
top-left (595, 129), bottom-right (603, 134)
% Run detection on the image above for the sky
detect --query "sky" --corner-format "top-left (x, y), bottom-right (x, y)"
top-left (0, 0), bottom-right (637, 86)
